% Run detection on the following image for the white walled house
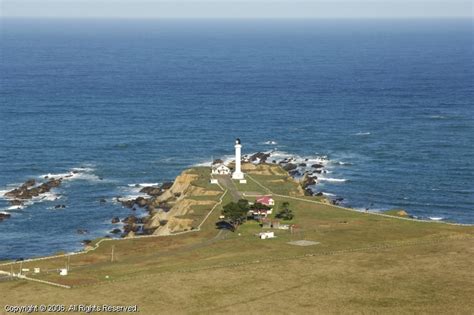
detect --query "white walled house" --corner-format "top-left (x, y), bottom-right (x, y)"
top-left (211, 164), bottom-right (231, 175)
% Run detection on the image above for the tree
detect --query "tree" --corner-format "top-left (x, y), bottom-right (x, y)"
top-left (249, 202), bottom-right (271, 211)
top-left (222, 199), bottom-right (250, 231)
top-left (276, 201), bottom-right (294, 220)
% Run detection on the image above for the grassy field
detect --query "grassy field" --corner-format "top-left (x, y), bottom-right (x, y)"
top-left (0, 164), bottom-right (473, 314)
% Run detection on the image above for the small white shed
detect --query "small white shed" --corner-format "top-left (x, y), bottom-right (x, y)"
top-left (259, 231), bottom-right (275, 239)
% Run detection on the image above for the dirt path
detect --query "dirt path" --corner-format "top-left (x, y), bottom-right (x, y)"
top-left (215, 175), bottom-right (242, 201)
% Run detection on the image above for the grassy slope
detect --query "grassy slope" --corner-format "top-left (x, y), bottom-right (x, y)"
top-left (1, 164), bottom-right (473, 314)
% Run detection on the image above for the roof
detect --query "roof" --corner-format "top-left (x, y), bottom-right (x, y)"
top-left (212, 163), bottom-right (229, 170)
top-left (256, 196), bottom-right (273, 205)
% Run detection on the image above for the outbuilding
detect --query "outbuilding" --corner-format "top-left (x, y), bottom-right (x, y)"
top-left (211, 164), bottom-right (231, 175)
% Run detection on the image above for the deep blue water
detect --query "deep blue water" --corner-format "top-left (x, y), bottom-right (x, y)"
top-left (0, 19), bottom-right (473, 259)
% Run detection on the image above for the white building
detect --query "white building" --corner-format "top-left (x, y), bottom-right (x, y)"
top-left (211, 164), bottom-right (231, 175)
top-left (259, 231), bottom-right (275, 239)
top-left (232, 138), bottom-right (245, 180)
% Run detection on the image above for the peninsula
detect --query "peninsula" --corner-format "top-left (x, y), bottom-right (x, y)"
top-left (0, 141), bottom-right (473, 314)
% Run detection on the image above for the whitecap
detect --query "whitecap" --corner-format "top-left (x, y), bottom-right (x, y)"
top-left (40, 166), bottom-right (101, 182)
top-left (334, 161), bottom-right (352, 166)
top-left (6, 205), bottom-right (24, 211)
top-left (354, 132), bottom-right (371, 136)
top-left (429, 217), bottom-right (444, 221)
top-left (71, 167), bottom-right (95, 172)
top-left (318, 178), bottom-right (347, 183)
top-left (263, 140), bottom-right (278, 145)
top-left (127, 183), bottom-right (160, 188)
top-left (322, 192), bottom-right (336, 196)
top-left (38, 192), bottom-right (61, 202)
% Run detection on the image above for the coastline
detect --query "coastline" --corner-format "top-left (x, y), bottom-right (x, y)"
top-left (1, 161), bottom-right (472, 265)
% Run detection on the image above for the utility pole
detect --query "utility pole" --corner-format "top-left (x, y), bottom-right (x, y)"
top-left (111, 245), bottom-right (115, 263)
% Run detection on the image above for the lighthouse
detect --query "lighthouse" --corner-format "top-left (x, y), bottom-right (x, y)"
top-left (232, 138), bottom-right (245, 180)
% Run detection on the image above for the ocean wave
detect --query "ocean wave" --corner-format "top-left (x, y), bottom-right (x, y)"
top-left (428, 115), bottom-right (446, 119)
top-left (0, 190), bottom-right (10, 198)
top-left (334, 161), bottom-right (352, 166)
top-left (195, 154), bottom-right (235, 167)
top-left (37, 192), bottom-right (60, 202)
top-left (354, 132), bottom-right (371, 136)
top-left (263, 140), bottom-right (278, 145)
top-left (318, 177), bottom-right (347, 183)
top-left (40, 167), bottom-right (102, 183)
top-left (5, 205), bottom-right (24, 211)
top-left (322, 192), bottom-right (336, 196)
top-left (429, 217), bottom-right (444, 221)
top-left (127, 183), bottom-right (160, 188)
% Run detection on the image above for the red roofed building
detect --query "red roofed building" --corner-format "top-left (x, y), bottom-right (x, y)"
top-left (256, 196), bottom-right (275, 207)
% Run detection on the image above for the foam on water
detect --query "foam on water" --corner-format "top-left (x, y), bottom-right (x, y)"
top-left (354, 132), bottom-right (371, 136)
top-left (263, 140), bottom-right (278, 145)
top-left (127, 183), bottom-right (160, 188)
top-left (40, 166), bottom-right (101, 183)
top-left (318, 177), bottom-right (347, 183)
top-left (322, 192), bottom-right (336, 196)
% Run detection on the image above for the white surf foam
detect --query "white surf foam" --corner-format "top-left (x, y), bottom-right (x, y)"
top-left (318, 177), bottom-right (347, 183)
top-left (6, 205), bottom-right (24, 211)
top-left (40, 166), bottom-right (101, 182)
top-left (354, 132), bottom-right (371, 136)
top-left (322, 192), bottom-right (336, 196)
top-left (38, 192), bottom-right (60, 202)
top-left (429, 217), bottom-right (444, 221)
top-left (263, 140), bottom-right (278, 145)
top-left (334, 161), bottom-right (352, 166)
top-left (127, 183), bottom-right (160, 188)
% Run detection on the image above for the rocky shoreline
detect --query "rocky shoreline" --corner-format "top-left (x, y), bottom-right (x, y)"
top-left (244, 151), bottom-right (343, 205)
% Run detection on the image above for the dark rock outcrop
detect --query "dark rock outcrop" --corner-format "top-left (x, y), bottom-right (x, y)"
top-left (301, 176), bottom-right (316, 189)
top-left (0, 212), bottom-right (12, 221)
top-left (282, 163), bottom-right (297, 171)
top-left (135, 197), bottom-right (149, 207)
top-left (311, 164), bottom-right (324, 169)
top-left (249, 152), bottom-right (271, 163)
top-left (289, 170), bottom-right (301, 177)
top-left (9, 200), bottom-right (23, 206)
top-left (111, 217), bottom-right (120, 224)
top-left (161, 182), bottom-right (173, 190)
top-left (5, 177), bottom-right (62, 200)
top-left (122, 215), bottom-right (138, 224)
top-left (140, 186), bottom-right (163, 196)
top-left (24, 179), bottom-right (36, 188)
top-left (212, 159), bottom-right (224, 165)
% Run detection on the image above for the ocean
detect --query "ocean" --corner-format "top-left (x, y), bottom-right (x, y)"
top-left (0, 19), bottom-right (473, 259)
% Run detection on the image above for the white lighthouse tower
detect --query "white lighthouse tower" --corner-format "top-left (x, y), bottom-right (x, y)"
top-left (232, 138), bottom-right (245, 180)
